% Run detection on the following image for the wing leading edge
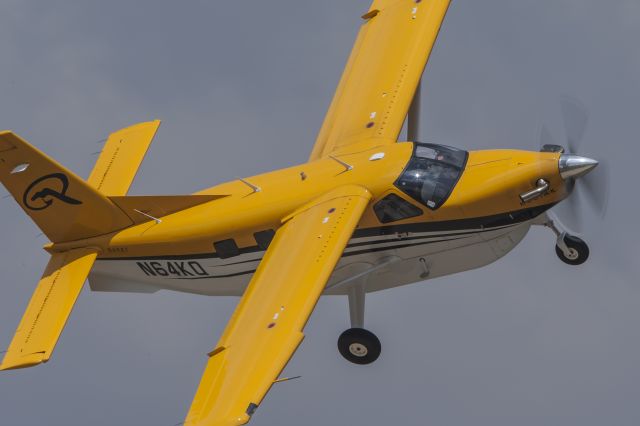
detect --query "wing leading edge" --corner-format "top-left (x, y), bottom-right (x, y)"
top-left (184, 185), bottom-right (372, 426)
top-left (310, 0), bottom-right (452, 160)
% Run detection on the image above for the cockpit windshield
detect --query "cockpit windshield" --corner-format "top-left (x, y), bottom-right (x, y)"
top-left (395, 143), bottom-right (468, 210)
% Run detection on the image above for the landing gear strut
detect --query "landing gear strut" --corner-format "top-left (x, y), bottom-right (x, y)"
top-left (337, 284), bottom-right (381, 365)
top-left (538, 213), bottom-right (590, 265)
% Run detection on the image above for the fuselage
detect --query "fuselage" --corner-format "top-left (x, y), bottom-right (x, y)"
top-left (51, 141), bottom-right (566, 296)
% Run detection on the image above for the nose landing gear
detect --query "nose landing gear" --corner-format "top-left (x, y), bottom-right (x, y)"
top-left (537, 213), bottom-right (590, 265)
top-left (555, 234), bottom-right (589, 265)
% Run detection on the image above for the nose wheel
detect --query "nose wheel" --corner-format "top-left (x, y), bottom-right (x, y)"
top-left (537, 213), bottom-right (590, 266)
top-left (338, 328), bottom-right (381, 365)
top-left (555, 234), bottom-right (589, 265)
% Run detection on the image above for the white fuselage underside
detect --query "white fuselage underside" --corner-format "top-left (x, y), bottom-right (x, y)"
top-left (88, 221), bottom-right (531, 296)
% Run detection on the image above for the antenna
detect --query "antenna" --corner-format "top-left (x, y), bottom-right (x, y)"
top-left (239, 178), bottom-right (261, 194)
top-left (273, 375), bottom-right (302, 384)
top-left (329, 155), bottom-right (353, 172)
top-left (134, 209), bottom-right (162, 224)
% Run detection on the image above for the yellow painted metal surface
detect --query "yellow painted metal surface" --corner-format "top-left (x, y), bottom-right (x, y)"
top-left (0, 2), bottom-right (580, 425)
top-left (48, 145), bottom-right (566, 262)
top-left (310, 0), bottom-right (452, 160)
top-left (87, 120), bottom-right (160, 196)
top-left (52, 143), bottom-right (411, 257)
top-left (183, 185), bottom-right (371, 426)
top-left (0, 248), bottom-right (97, 370)
top-left (108, 194), bottom-right (228, 225)
top-left (0, 131), bottom-right (133, 242)
top-left (452, 150), bottom-right (565, 218)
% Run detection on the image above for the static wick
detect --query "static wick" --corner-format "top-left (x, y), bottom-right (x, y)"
top-left (274, 375), bottom-right (302, 384)
top-left (134, 209), bottom-right (162, 224)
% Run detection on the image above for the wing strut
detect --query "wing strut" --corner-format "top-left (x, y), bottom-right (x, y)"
top-left (407, 79), bottom-right (421, 142)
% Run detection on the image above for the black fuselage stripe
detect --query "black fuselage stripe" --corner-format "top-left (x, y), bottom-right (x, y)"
top-left (352, 203), bottom-right (553, 237)
top-left (114, 231), bottom-right (516, 281)
top-left (98, 228), bottom-right (495, 263)
top-left (168, 270), bottom-right (255, 280)
top-left (97, 203), bottom-right (551, 263)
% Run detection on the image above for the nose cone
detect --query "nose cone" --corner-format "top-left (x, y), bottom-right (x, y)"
top-left (559, 154), bottom-right (599, 180)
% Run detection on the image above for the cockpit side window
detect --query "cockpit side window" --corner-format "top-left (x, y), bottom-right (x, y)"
top-left (395, 143), bottom-right (468, 210)
top-left (373, 193), bottom-right (423, 224)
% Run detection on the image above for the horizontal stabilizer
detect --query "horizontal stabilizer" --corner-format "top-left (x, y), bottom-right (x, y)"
top-left (109, 194), bottom-right (228, 224)
top-left (87, 120), bottom-right (160, 196)
top-left (1, 248), bottom-right (97, 370)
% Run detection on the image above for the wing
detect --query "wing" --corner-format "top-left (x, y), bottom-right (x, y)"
top-left (309, 0), bottom-right (452, 160)
top-left (184, 185), bottom-right (371, 426)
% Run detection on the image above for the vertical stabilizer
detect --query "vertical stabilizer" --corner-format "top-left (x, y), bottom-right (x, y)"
top-left (0, 131), bottom-right (133, 242)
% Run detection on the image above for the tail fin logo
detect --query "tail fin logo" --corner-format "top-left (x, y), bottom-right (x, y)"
top-left (23, 173), bottom-right (83, 211)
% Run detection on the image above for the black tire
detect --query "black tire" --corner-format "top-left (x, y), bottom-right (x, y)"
top-left (337, 328), bottom-right (381, 365)
top-left (555, 235), bottom-right (589, 265)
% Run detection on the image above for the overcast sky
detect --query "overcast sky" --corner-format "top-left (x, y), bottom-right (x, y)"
top-left (1, 1), bottom-right (639, 425)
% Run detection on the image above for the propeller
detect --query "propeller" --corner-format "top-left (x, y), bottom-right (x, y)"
top-left (540, 97), bottom-right (609, 234)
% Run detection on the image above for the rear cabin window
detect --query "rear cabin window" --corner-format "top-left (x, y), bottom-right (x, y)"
top-left (253, 230), bottom-right (275, 250)
top-left (214, 239), bottom-right (240, 259)
top-left (373, 194), bottom-right (423, 224)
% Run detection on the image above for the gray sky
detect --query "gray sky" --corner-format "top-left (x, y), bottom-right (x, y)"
top-left (1, 1), bottom-right (639, 425)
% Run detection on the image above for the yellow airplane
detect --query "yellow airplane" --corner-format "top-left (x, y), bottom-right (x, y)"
top-left (0, 1), bottom-right (604, 425)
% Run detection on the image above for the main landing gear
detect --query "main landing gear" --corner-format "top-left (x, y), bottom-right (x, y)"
top-left (338, 328), bottom-right (381, 365)
top-left (539, 213), bottom-right (590, 265)
top-left (338, 284), bottom-right (381, 365)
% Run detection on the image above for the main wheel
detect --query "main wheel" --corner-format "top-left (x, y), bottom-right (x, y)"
top-left (337, 328), bottom-right (381, 365)
top-left (555, 235), bottom-right (589, 265)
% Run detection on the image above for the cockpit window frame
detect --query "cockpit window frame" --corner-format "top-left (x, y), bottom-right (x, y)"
top-left (394, 142), bottom-right (468, 211)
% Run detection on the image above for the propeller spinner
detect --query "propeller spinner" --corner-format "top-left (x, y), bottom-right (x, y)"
top-left (541, 97), bottom-right (609, 233)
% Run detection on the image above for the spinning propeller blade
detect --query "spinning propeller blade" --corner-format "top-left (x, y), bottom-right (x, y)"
top-left (541, 97), bottom-right (609, 233)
